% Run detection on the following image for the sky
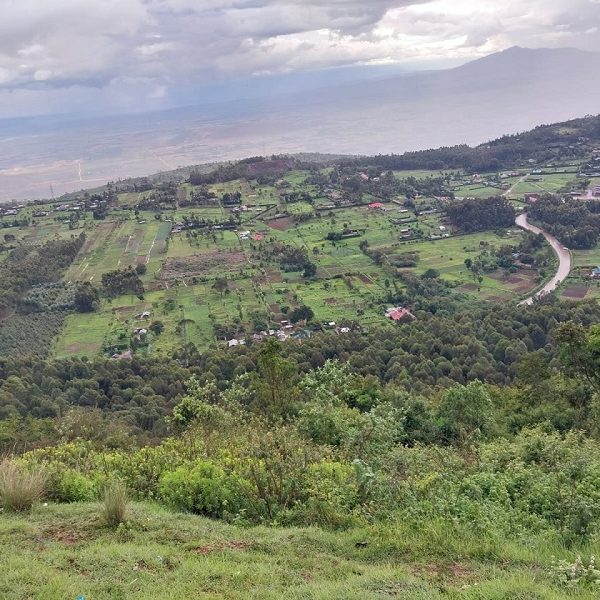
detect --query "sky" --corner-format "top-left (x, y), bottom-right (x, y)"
top-left (0, 0), bottom-right (599, 119)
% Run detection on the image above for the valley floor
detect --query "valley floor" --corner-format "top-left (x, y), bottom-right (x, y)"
top-left (0, 502), bottom-right (598, 599)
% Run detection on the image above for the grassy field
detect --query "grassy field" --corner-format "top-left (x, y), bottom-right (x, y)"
top-left (1, 501), bottom-right (598, 600)
top-left (510, 173), bottom-right (576, 195)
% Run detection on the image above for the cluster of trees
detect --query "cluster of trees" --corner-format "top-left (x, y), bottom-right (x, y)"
top-left (136, 183), bottom-right (178, 211)
top-left (529, 195), bottom-right (600, 249)
top-left (189, 156), bottom-right (298, 185)
top-left (11, 320), bottom-right (600, 540)
top-left (446, 196), bottom-right (515, 232)
top-left (101, 268), bottom-right (144, 299)
top-left (256, 241), bottom-right (316, 276)
top-left (0, 236), bottom-right (86, 358)
top-left (1, 301), bottom-right (599, 450)
top-left (179, 186), bottom-right (217, 207)
top-left (0, 235), bottom-right (85, 314)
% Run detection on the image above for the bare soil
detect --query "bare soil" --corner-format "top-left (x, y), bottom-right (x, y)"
top-left (265, 217), bottom-right (294, 231)
top-left (563, 285), bottom-right (588, 299)
top-left (161, 251), bottom-right (246, 279)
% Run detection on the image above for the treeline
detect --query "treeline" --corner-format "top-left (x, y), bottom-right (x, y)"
top-left (446, 196), bottom-right (515, 232)
top-left (1, 300), bottom-right (599, 452)
top-left (529, 195), bottom-right (600, 249)
top-left (340, 115), bottom-right (600, 173)
top-left (189, 156), bottom-right (299, 185)
top-left (14, 320), bottom-right (600, 538)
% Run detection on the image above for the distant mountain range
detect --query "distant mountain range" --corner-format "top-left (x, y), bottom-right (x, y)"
top-left (1, 46), bottom-right (599, 201)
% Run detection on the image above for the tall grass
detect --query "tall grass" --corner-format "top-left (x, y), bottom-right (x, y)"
top-left (102, 480), bottom-right (128, 527)
top-left (0, 460), bottom-right (46, 512)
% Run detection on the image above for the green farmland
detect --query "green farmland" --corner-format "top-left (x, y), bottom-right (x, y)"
top-left (0, 159), bottom-right (565, 359)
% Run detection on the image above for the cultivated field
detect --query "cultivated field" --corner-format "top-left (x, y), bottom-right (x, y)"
top-left (0, 165), bottom-right (555, 358)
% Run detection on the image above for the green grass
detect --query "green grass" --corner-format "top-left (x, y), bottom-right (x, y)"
top-left (510, 173), bottom-right (577, 195)
top-left (1, 501), bottom-right (597, 599)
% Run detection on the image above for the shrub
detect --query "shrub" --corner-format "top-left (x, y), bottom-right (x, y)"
top-left (50, 469), bottom-right (94, 503)
top-left (103, 480), bottom-right (128, 527)
top-left (0, 460), bottom-right (46, 512)
top-left (159, 461), bottom-right (234, 517)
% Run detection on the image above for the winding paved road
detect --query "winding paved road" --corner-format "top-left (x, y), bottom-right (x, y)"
top-left (515, 213), bottom-right (572, 305)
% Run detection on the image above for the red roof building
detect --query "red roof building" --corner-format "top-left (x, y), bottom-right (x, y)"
top-left (385, 307), bottom-right (416, 322)
top-left (368, 202), bottom-right (385, 210)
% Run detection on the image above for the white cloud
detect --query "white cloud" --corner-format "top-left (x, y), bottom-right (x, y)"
top-left (0, 0), bottom-right (597, 116)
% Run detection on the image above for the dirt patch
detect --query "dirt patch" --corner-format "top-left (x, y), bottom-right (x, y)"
top-left (324, 298), bottom-right (339, 305)
top-left (48, 529), bottom-right (78, 545)
top-left (269, 303), bottom-right (281, 314)
top-left (458, 283), bottom-right (478, 292)
top-left (358, 273), bottom-right (372, 284)
top-left (411, 562), bottom-right (475, 586)
top-left (263, 271), bottom-right (284, 283)
top-left (161, 251), bottom-right (246, 279)
top-left (136, 255), bottom-right (147, 266)
top-left (145, 281), bottom-right (167, 292)
top-left (265, 217), bottom-right (294, 231)
top-left (489, 272), bottom-right (524, 284)
top-left (194, 541), bottom-right (251, 555)
top-left (563, 285), bottom-right (588, 299)
top-left (113, 306), bottom-right (138, 316)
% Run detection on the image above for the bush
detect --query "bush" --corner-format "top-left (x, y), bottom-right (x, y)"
top-left (159, 461), bottom-right (234, 518)
top-left (49, 469), bottom-right (94, 503)
top-left (0, 460), bottom-right (46, 512)
top-left (103, 480), bottom-right (128, 527)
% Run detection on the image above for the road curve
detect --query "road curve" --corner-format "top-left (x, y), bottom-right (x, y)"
top-left (515, 213), bottom-right (572, 305)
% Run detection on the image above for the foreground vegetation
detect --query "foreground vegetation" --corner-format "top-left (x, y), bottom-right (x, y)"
top-left (3, 500), bottom-right (600, 599)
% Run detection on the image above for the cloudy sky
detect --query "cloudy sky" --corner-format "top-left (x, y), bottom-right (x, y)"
top-left (0, 0), bottom-right (599, 118)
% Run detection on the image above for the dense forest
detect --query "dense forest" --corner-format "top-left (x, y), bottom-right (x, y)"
top-left (529, 195), bottom-right (600, 249)
top-left (446, 196), bottom-right (516, 232)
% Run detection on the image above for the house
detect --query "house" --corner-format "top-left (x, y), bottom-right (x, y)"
top-left (228, 339), bottom-right (239, 348)
top-left (385, 307), bottom-right (416, 322)
top-left (591, 267), bottom-right (600, 278)
top-left (524, 193), bottom-right (541, 204)
top-left (368, 202), bottom-right (385, 210)
top-left (439, 226), bottom-right (446, 231)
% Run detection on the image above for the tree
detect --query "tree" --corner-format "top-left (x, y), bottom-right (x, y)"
top-left (212, 278), bottom-right (229, 296)
top-left (257, 339), bottom-right (296, 413)
top-left (149, 320), bottom-right (165, 335)
top-left (303, 262), bottom-right (317, 278)
top-left (74, 282), bottom-right (100, 313)
top-left (289, 305), bottom-right (314, 324)
top-left (437, 381), bottom-right (494, 446)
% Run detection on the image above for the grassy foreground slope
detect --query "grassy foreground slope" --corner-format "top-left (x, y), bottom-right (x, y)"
top-left (1, 502), bottom-right (598, 599)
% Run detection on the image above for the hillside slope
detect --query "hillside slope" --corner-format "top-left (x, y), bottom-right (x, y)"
top-left (2, 501), bottom-right (597, 600)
